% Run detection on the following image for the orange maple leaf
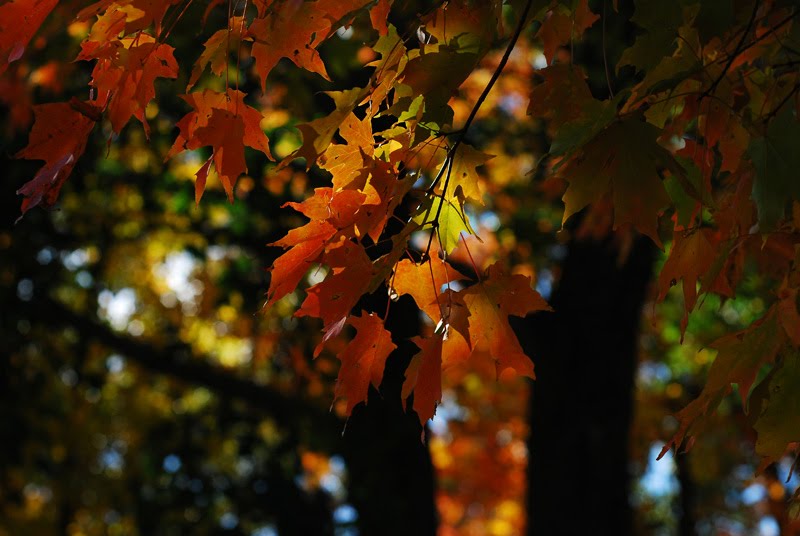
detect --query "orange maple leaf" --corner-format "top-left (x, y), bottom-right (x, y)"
top-left (167, 89), bottom-right (272, 201)
top-left (335, 312), bottom-right (397, 416)
top-left (402, 335), bottom-right (444, 425)
top-left (88, 35), bottom-right (179, 136)
top-left (249, 0), bottom-right (370, 89)
top-left (296, 240), bottom-right (374, 329)
top-left (459, 263), bottom-right (551, 378)
top-left (266, 220), bottom-right (337, 307)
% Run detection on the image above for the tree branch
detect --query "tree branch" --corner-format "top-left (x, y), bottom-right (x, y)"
top-left (453, 0), bottom-right (535, 149)
top-left (423, 0), bottom-right (536, 260)
top-left (20, 295), bottom-right (344, 446)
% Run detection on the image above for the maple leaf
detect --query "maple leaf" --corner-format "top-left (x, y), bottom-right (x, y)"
top-left (369, 0), bottom-right (392, 37)
top-left (414, 194), bottom-right (476, 255)
top-left (249, 0), bottom-right (370, 89)
top-left (617, 0), bottom-right (682, 72)
top-left (536, 0), bottom-right (599, 64)
top-left (420, 0), bottom-right (499, 52)
top-left (167, 89), bottom-right (272, 201)
top-left (394, 256), bottom-right (464, 324)
top-left (399, 2), bottom-right (501, 132)
top-left (296, 240), bottom-right (374, 330)
top-left (88, 35), bottom-right (179, 136)
top-left (528, 64), bottom-right (604, 134)
top-left (266, 220), bottom-right (337, 307)
top-left (402, 335), bottom-right (444, 425)
top-left (287, 86), bottom-right (370, 168)
top-left (559, 118), bottom-right (685, 246)
top-left (284, 187), bottom-right (367, 231)
top-left (353, 158), bottom-right (413, 242)
top-left (188, 17), bottom-right (247, 90)
top-left (753, 350), bottom-right (800, 462)
top-left (0, 0), bottom-right (58, 75)
top-left (320, 113), bottom-right (375, 190)
top-left (393, 256), bottom-right (470, 357)
top-left (78, 0), bottom-right (181, 36)
top-left (75, 5), bottom-right (128, 61)
top-left (15, 99), bottom-right (100, 219)
top-left (657, 228), bottom-right (735, 337)
top-left (660, 309), bottom-right (786, 460)
top-left (748, 109), bottom-right (800, 231)
top-left (459, 263), bottom-right (551, 378)
top-left (334, 312), bottom-right (397, 416)
top-left (447, 143), bottom-right (493, 205)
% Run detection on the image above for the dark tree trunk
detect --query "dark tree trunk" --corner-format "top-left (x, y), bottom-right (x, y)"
top-left (342, 294), bottom-right (439, 536)
top-left (518, 235), bottom-right (655, 536)
top-left (676, 449), bottom-right (697, 536)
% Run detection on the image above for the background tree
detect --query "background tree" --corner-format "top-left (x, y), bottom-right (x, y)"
top-left (3, 0), bottom-right (800, 535)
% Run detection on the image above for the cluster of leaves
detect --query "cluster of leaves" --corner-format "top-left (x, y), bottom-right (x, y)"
top-left (5, 0), bottom-right (800, 494)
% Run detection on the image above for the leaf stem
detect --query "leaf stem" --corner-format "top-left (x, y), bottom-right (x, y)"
top-left (460, 232), bottom-right (482, 282)
top-left (424, 156), bottom-right (453, 259)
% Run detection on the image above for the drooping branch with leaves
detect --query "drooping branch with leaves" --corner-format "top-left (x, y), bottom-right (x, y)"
top-left (5, 0), bottom-right (800, 510)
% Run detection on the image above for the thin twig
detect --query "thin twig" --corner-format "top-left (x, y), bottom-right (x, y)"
top-left (716, 8), bottom-right (798, 66)
top-left (602, 0), bottom-right (614, 98)
top-left (636, 90), bottom-right (738, 115)
top-left (452, 0), bottom-right (534, 154)
top-left (160, 0), bottom-right (195, 42)
top-left (225, 0), bottom-right (232, 98)
top-left (763, 83), bottom-right (800, 123)
top-left (700, 0), bottom-right (760, 103)
top-left (771, 59), bottom-right (800, 69)
top-left (460, 232), bottom-right (482, 282)
top-left (235, 0), bottom-right (248, 115)
top-left (422, 0), bottom-right (534, 258)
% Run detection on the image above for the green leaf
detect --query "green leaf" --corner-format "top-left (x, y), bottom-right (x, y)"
top-left (754, 350), bottom-right (800, 460)
top-left (414, 195), bottom-right (475, 254)
top-left (618, 0), bottom-right (684, 72)
top-left (748, 109), bottom-right (800, 231)
top-left (560, 117), bottom-right (684, 245)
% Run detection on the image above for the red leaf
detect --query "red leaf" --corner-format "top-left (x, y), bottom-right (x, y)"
top-left (0, 0), bottom-right (58, 75)
top-left (168, 89), bottom-right (272, 201)
top-left (266, 221), bottom-right (337, 307)
top-left (194, 157), bottom-right (213, 205)
top-left (402, 335), bottom-right (444, 425)
top-left (15, 101), bottom-right (99, 219)
top-left (249, 0), bottom-right (371, 89)
top-left (657, 229), bottom-right (727, 338)
top-left (87, 36), bottom-right (179, 136)
top-left (369, 0), bottom-right (391, 36)
top-left (296, 240), bottom-right (374, 329)
top-left (335, 312), bottom-right (396, 416)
